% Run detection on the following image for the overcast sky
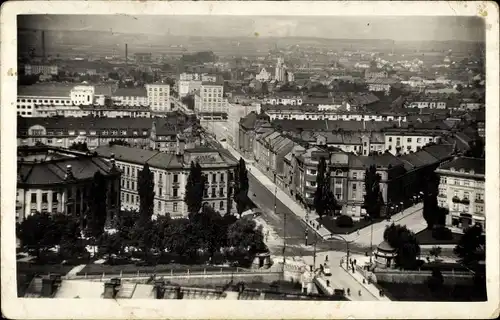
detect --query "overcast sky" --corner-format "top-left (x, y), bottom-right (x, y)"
top-left (19, 15), bottom-right (485, 42)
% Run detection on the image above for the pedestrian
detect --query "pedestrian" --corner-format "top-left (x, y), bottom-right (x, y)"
top-left (347, 288), bottom-right (350, 296)
top-left (358, 290), bottom-right (362, 296)
top-left (354, 259), bottom-right (357, 265)
top-left (325, 255), bottom-right (329, 262)
top-left (357, 230), bottom-right (360, 235)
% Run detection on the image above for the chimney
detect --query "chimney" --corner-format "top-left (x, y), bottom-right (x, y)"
top-left (176, 134), bottom-right (185, 156)
top-left (363, 119), bottom-right (366, 131)
top-left (398, 117), bottom-right (402, 128)
top-left (41, 277), bottom-right (56, 297)
top-left (42, 30), bottom-right (46, 62)
top-left (103, 278), bottom-right (121, 299)
top-left (65, 165), bottom-right (74, 180)
top-left (125, 44), bottom-right (128, 66)
top-left (110, 153), bottom-right (116, 167)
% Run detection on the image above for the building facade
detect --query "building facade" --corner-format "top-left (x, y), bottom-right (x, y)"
top-left (146, 84), bottom-right (171, 113)
top-left (95, 145), bottom-right (238, 218)
top-left (194, 82), bottom-right (226, 114)
top-left (24, 64), bottom-right (58, 76)
top-left (436, 157), bottom-right (485, 231)
top-left (17, 146), bottom-right (121, 224)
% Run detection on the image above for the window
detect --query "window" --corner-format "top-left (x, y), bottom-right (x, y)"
top-left (212, 173), bottom-right (217, 183)
top-left (464, 180), bottom-right (469, 186)
top-left (353, 172), bottom-right (358, 179)
top-left (453, 190), bottom-right (459, 197)
top-left (159, 188), bottom-right (162, 197)
top-left (463, 192), bottom-right (469, 200)
top-left (352, 184), bottom-right (357, 191)
top-left (126, 181), bottom-right (130, 189)
top-left (476, 193), bottom-right (484, 201)
top-left (204, 187), bottom-right (208, 198)
top-left (441, 177), bottom-right (447, 184)
top-left (454, 179), bottom-right (459, 185)
top-left (220, 201), bottom-right (224, 210)
top-left (173, 188), bottom-right (178, 198)
top-left (453, 203), bottom-right (458, 211)
top-left (407, 138), bottom-right (412, 143)
top-left (417, 138), bottom-right (421, 143)
top-left (173, 174), bottom-right (178, 183)
top-left (476, 205), bottom-right (484, 213)
top-left (31, 193), bottom-right (37, 203)
top-left (220, 173), bottom-right (225, 182)
top-left (159, 201), bottom-right (162, 211)
top-left (211, 187), bottom-right (216, 198)
top-left (126, 194), bottom-right (129, 202)
top-left (173, 202), bottom-right (178, 212)
top-left (219, 187), bottom-right (224, 197)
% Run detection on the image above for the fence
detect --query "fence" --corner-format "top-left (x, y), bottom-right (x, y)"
top-left (373, 269), bottom-right (474, 285)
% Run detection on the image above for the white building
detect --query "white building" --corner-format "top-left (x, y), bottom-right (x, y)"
top-left (227, 103), bottom-right (260, 148)
top-left (112, 87), bottom-right (149, 107)
top-left (178, 73), bottom-right (217, 98)
top-left (24, 64), bottom-right (58, 76)
top-left (406, 101), bottom-right (447, 109)
top-left (275, 57), bottom-right (286, 82)
top-left (265, 109), bottom-right (407, 123)
top-left (70, 86), bottom-right (95, 106)
top-left (384, 131), bottom-right (441, 155)
top-left (255, 68), bottom-right (271, 82)
top-left (287, 71), bottom-right (295, 83)
top-left (146, 84), bottom-right (170, 113)
top-left (194, 82), bottom-right (226, 114)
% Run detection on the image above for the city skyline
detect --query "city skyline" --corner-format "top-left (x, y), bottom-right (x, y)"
top-left (19, 15), bottom-right (485, 42)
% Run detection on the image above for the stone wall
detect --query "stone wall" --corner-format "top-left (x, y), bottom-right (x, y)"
top-left (373, 269), bottom-right (474, 285)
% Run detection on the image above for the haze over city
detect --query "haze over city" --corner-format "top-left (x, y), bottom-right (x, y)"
top-left (19, 15), bottom-right (485, 42)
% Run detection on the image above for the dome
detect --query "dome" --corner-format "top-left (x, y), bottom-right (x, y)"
top-left (377, 241), bottom-right (396, 253)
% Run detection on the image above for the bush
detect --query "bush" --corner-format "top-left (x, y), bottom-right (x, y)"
top-left (336, 215), bottom-right (354, 228)
top-left (432, 227), bottom-right (453, 240)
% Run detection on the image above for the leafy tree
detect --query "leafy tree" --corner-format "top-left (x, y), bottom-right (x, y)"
top-left (86, 171), bottom-right (108, 240)
top-left (138, 163), bottom-right (155, 225)
top-left (99, 232), bottom-right (124, 260)
top-left (181, 94), bottom-right (195, 110)
top-left (130, 220), bottom-right (156, 258)
top-left (190, 204), bottom-right (225, 261)
top-left (314, 157), bottom-right (340, 219)
top-left (363, 165), bottom-right (385, 219)
top-left (233, 158), bottom-right (249, 217)
top-left (69, 142), bottom-right (89, 152)
top-left (454, 223), bottom-right (485, 266)
top-left (227, 218), bottom-right (267, 254)
top-left (422, 171), bottom-right (440, 229)
top-left (53, 213), bottom-right (86, 259)
top-left (184, 161), bottom-right (206, 217)
top-left (17, 212), bottom-right (58, 258)
top-left (383, 223), bottom-right (421, 270)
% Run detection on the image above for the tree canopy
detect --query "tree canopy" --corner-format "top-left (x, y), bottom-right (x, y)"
top-left (363, 165), bottom-right (384, 219)
top-left (313, 157), bottom-right (340, 218)
top-left (233, 158), bottom-right (249, 217)
top-left (184, 161), bottom-right (206, 216)
top-left (383, 223), bottom-right (421, 270)
top-left (454, 223), bottom-right (485, 267)
top-left (138, 163), bottom-right (155, 224)
top-left (86, 171), bottom-right (108, 239)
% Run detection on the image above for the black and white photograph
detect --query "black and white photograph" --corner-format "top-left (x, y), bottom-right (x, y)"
top-left (1, 1), bottom-right (499, 319)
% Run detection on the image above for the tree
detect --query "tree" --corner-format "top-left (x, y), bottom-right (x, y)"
top-left (99, 232), bottom-right (124, 260)
top-left (190, 204), bottom-right (225, 261)
top-left (69, 142), bottom-right (89, 152)
top-left (227, 218), bottom-right (267, 254)
top-left (454, 223), bottom-right (485, 267)
top-left (314, 157), bottom-right (340, 219)
top-left (17, 212), bottom-right (58, 258)
top-left (383, 223), bottom-right (421, 270)
top-left (422, 171), bottom-right (440, 229)
top-left (138, 163), bottom-right (155, 225)
top-left (233, 158), bottom-right (249, 217)
top-left (86, 171), bottom-right (108, 240)
top-left (184, 161), bottom-right (206, 216)
top-left (363, 165), bottom-right (384, 219)
top-left (181, 94), bottom-right (195, 110)
top-left (53, 213), bottom-right (86, 259)
top-left (427, 268), bottom-right (444, 291)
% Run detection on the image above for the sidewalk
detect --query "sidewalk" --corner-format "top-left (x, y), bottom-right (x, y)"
top-left (65, 264), bottom-right (87, 278)
top-left (341, 254), bottom-right (391, 301)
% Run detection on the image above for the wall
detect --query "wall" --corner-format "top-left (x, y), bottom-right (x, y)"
top-left (373, 270), bottom-right (474, 285)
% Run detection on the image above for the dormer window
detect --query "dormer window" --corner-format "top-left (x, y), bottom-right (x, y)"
top-left (470, 169), bottom-right (475, 174)
top-left (459, 168), bottom-right (465, 173)
top-left (450, 167), bottom-right (455, 172)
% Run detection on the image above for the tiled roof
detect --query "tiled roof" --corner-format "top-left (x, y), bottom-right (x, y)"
top-left (239, 112), bottom-right (258, 130)
top-left (439, 157), bottom-right (485, 175)
top-left (18, 84), bottom-right (74, 97)
top-left (18, 116), bottom-right (153, 133)
top-left (421, 143), bottom-right (454, 161)
top-left (349, 152), bottom-right (403, 169)
top-left (18, 152), bottom-right (115, 186)
top-left (274, 119), bottom-right (404, 132)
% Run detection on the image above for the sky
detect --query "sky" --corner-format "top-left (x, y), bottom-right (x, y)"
top-left (18, 15), bottom-right (486, 42)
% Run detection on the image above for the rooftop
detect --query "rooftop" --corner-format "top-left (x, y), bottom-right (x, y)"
top-left (113, 87), bottom-right (148, 97)
top-left (18, 116), bottom-right (153, 133)
top-left (439, 157), bottom-right (485, 175)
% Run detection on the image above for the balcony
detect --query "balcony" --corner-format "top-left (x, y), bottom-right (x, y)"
top-left (475, 198), bottom-right (484, 204)
top-left (452, 196), bottom-right (461, 203)
top-left (461, 198), bottom-right (470, 205)
top-left (437, 193), bottom-right (447, 198)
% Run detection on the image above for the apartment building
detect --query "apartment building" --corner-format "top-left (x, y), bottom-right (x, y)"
top-left (112, 87), bottom-right (149, 107)
top-left (436, 157), bottom-right (485, 231)
top-left (406, 100), bottom-right (447, 109)
top-left (194, 82), bottom-right (226, 114)
top-left (227, 103), bottom-right (260, 149)
top-left (17, 116), bottom-right (153, 149)
top-left (367, 78), bottom-right (397, 95)
top-left (384, 129), bottom-right (442, 155)
top-left (146, 84), bottom-right (170, 113)
top-left (16, 146), bottom-right (121, 223)
top-left (24, 64), bottom-right (58, 76)
top-left (95, 145), bottom-right (238, 218)
top-left (265, 107), bottom-right (407, 123)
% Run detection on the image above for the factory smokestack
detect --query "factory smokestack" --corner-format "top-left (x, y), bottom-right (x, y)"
top-left (125, 43), bottom-right (128, 66)
top-left (42, 30), bottom-right (46, 61)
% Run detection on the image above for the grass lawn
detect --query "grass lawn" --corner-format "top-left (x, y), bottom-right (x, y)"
top-left (77, 263), bottom-right (239, 276)
top-left (318, 217), bottom-right (376, 235)
top-left (415, 229), bottom-right (463, 245)
top-left (17, 262), bottom-right (75, 276)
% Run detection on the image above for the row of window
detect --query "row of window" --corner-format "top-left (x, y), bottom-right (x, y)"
top-left (388, 137), bottom-right (434, 143)
top-left (18, 98), bottom-right (72, 104)
top-left (441, 189), bottom-right (485, 201)
top-left (440, 177), bottom-right (484, 188)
